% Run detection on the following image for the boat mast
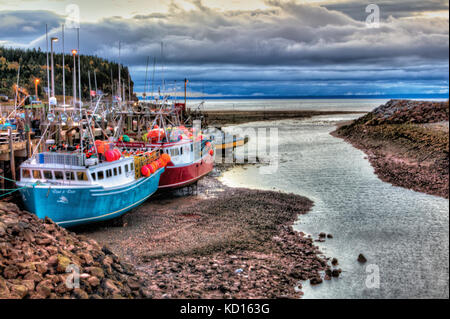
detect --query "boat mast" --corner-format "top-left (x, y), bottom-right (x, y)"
top-left (77, 28), bottom-right (83, 155)
top-left (161, 42), bottom-right (164, 97)
top-left (151, 57), bottom-right (156, 102)
top-left (77, 28), bottom-right (81, 106)
top-left (118, 41), bottom-right (121, 106)
top-left (46, 24), bottom-right (50, 107)
top-left (62, 24), bottom-right (66, 107)
top-left (128, 72), bottom-right (131, 102)
top-left (144, 56), bottom-right (149, 101)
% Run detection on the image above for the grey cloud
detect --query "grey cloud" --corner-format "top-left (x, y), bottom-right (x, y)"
top-left (323, 0), bottom-right (449, 20)
top-left (0, 10), bottom-right (63, 45)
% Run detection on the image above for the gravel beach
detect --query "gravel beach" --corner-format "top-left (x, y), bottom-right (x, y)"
top-left (77, 173), bottom-right (337, 299)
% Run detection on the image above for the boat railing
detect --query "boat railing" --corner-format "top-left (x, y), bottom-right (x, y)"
top-left (35, 152), bottom-right (86, 167)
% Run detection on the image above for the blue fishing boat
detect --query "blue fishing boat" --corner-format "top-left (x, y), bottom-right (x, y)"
top-left (17, 151), bottom-right (164, 227)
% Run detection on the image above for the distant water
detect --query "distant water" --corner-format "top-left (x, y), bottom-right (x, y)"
top-left (220, 114), bottom-right (449, 299)
top-left (187, 98), bottom-right (388, 112)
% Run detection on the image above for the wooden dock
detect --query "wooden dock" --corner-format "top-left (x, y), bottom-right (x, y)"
top-left (0, 129), bottom-right (39, 192)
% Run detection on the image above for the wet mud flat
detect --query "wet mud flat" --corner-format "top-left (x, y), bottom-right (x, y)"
top-left (78, 175), bottom-right (338, 299)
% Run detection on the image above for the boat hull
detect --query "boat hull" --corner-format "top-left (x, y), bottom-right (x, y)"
top-left (159, 156), bottom-right (214, 189)
top-left (17, 168), bottom-right (164, 227)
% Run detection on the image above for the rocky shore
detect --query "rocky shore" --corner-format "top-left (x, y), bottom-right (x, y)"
top-left (0, 201), bottom-right (148, 299)
top-left (79, 176), bottom-right (338, 299)
top-left (333, 100), bottom-right (449, 198)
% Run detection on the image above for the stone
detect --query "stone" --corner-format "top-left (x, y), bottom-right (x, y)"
top-left (104, 279), bottom-right (121, 295)
top-left (86, 267), bottom-right (104, 279)
top-left (310, 277), bottom-right (323, 285)
top-left (10, 285), bottom-right (28, 299)
top-left (3, 265), bottom-right (19, 279)
top-left (357, 254), bottom-right (367, 263)
top-left (87, 276), bottom-right (100, 287)
top-left (73, 288), bottom-right (89, 299)
top-left (36, 280), bottom-right (53, 298)
top-left (57, 255), bottom-right (72, 272)
top-left (35, 262), bottom-right (48, 274)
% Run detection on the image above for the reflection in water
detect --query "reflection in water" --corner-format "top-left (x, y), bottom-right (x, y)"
top-left (220, 115), bottom-right (449, 299)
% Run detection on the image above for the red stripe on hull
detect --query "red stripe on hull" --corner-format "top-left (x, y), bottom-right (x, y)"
top-left (158, 156), bottom-right (214, 189)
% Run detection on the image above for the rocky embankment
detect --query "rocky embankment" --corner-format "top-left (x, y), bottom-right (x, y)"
top-left (0, 201), bottom-right (148, 299)
top-left (334, 99), bottom-right (449, 198)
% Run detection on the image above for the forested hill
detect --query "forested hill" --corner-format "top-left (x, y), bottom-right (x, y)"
top-left (0, 46), bottom-right (134, 100)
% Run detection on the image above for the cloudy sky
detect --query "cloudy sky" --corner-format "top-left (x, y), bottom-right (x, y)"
top-left (0, 0), bottom-right (448, 97)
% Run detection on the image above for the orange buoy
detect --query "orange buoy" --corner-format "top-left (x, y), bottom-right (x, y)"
top-left (149, 163), bottom-right (156, 174)
top-left (206, 142), bottom-right (211, 148)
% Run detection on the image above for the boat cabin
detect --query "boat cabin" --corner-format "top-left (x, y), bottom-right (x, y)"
top-left (20, 152), bottom-right (136, 188)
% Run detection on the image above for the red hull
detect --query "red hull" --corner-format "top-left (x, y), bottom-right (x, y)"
top-left (159, 155), bottom-right (214, 189)
top-left (115, 140), bottom-right (215, 189)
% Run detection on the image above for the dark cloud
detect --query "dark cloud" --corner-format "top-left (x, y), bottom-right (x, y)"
top-left (323, 0), bottom-right (449, 20)
top-left (0, 10), bottom-right (62, 45)
top-left (1, 1), bottom-right (447, 96)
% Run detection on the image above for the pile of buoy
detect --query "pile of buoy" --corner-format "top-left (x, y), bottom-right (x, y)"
top-left (140, 153), bottom-right (171, 177)
top-left (143, 125), bottom-right (166, 143)
top-left (105, 148), bottom-right (122, 162)
top-left (118, 135), bottom-right (131, 142)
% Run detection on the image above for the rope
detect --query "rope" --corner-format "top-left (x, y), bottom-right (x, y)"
top-left (0, 175), bottom-right (17, 183)
top-left (0, 186), bottom-right (28, 198)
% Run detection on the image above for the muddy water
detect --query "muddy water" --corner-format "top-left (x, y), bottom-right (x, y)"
top-left (220, 115), bottom-right (449, 299)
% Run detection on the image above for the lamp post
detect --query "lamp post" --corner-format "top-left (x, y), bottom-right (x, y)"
top-left (72, 49), bottom-right (77, 107)
top-left (34, 78), bottom-right (40, 101)
top-left (50, 37), bottom-right (59, 97)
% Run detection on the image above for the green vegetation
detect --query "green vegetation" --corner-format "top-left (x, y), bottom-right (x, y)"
top-left (0, 46), bottom-right (133, 99)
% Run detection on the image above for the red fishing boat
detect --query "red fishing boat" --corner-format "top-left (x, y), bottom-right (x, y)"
top-left (116, 126), bottom-right (215, 189)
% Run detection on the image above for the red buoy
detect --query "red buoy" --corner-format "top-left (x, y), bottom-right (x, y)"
top-left (141, 165), bottom-right (150, 177)
top-left (105, 149), bottom-right (115, 162)
top-left (113, 148), bottom-right (121, 160)
top-left (209, 149), bottom-right (214, 156)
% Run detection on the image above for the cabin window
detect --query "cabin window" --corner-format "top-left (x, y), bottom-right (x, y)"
top-left (130, 163), bottom-right (134, 171)
top-left (118, 166), bottom-right (122, 175)
top-left (54, 171), bottom-right (64, 180)
top-left (190, 144), bottom-right (193, 151)
top-left (106, 169), bottom-right (112, 178)
top-left (22, 169), bottom-right (31, 179)
top-left (43, 171), bottom-right (53, 180)
top-left (113, 168), bottom-right (118, 176)
top-left (65, 171), bottom-right (75, 181)
top-left (77, 172), bottom-right (88, 181)
top-left (171, 148), bottom-right (180, 156)
top-left (97, 171), bottom-right (104, 180)
top-left (124, 165), bottom-right (129, 173)
top-left (91, 173), bottom-right (97, 181)
top-left (180, 147), bottom-right (183, 155)
top-left (33, 170), bottom-right (42, 179)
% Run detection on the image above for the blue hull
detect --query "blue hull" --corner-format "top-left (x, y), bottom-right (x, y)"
top-left (18, 168), bottom-right (164, 227)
